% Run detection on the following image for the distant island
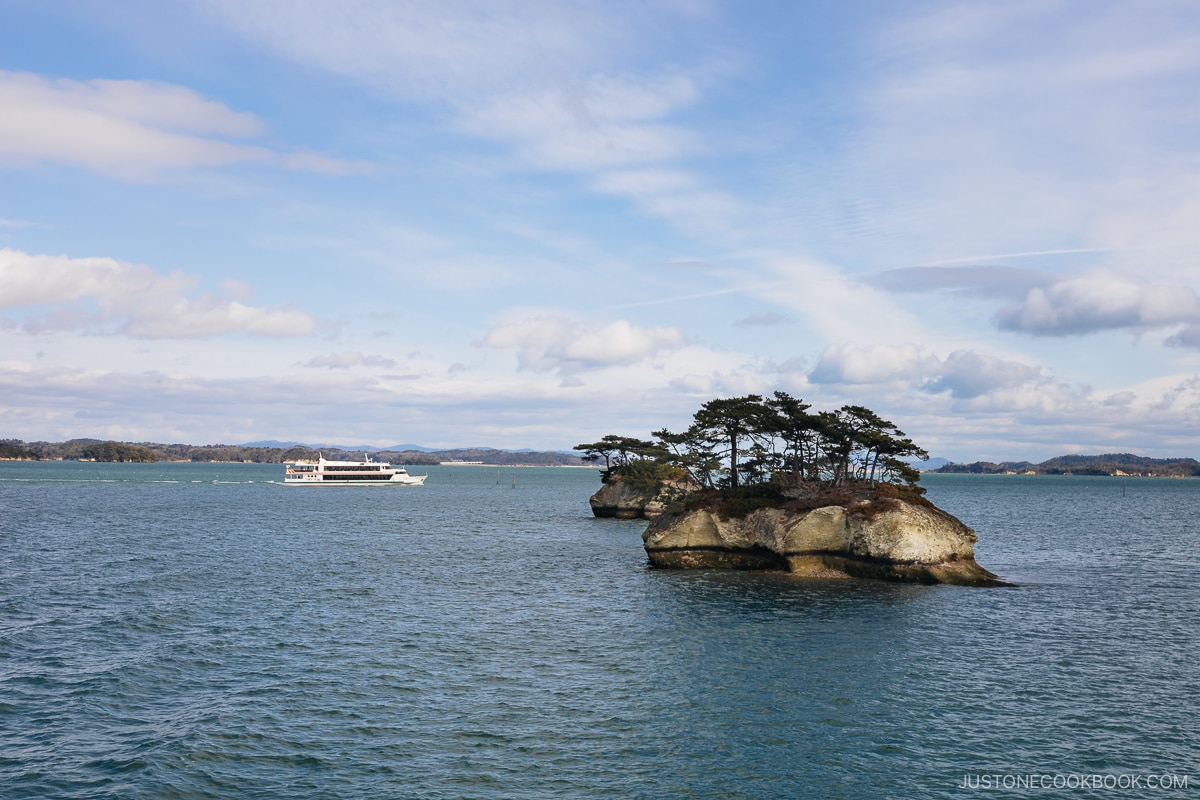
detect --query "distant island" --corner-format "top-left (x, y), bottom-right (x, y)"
top-left (935, 453), bottom-right (1200, 477)
top-left (0, 438), bottom-right (586, 467)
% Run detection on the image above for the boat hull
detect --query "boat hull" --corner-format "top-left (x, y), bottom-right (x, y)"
top-left (283, 455), bottom-right (427, 486)
top-left (282, 479), bottom-right (426, 486)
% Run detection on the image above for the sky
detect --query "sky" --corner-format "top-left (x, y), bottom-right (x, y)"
top-left (2, 0), bottom-right (1200, 461)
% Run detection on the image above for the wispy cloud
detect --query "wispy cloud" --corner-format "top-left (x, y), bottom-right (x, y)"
top-left (0, 71), bottom-right (369, 180)
top-left (194, 0), bottom-right (730, 231)
top-left (304, 351), bottom-right (398, 369)
top-left (840, 2), bottom-right (1200, 275)
top-left (873, 265), bottom-right (1052, 299)
top-left (920, 248), bottom-right (1110, 266)
top-left (0, 249), bottom-right (315, 338)
top-left (592, 167), bottom-right (742, 234)
top-left (735, 312), bottom-right (790, 327)
top-left (461, 75), bottom-right (701, 171)
top-left (195, 0), bottom-right (653, 101)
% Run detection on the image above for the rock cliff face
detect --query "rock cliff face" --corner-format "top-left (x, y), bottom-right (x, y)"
top-left (588, 475), bottom-right (688, 519)
top-left (641, 500), bottom-right (1009, 586)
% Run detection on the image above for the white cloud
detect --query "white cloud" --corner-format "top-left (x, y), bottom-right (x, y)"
top-left (810, 342), bottom-right (940, 385)
top-left (995, 274), bottom-right (1200, 337)
top-left (479, 315), bottom-right (685, 372)
top-left (123, 301), bottom-right (314, 339)
top-left (810, 342), bottom-right (1046, 400)
top-left (0, 71), bottom-right (269, 179)
top-left (875, 263), bottom-right (1200, 347)
top-left (665, 367), bottom-right (768, 399)
top-left (921, 349), bottom-right (1044, 399)
top-left (0, 353), bottom-right (696, 449)
top-left (0, 70), bottom-right (367, 180)
top-left (0, 248), bottom-right (315, 338)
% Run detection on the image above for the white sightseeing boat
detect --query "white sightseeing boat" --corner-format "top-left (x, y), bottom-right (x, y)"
top-left (283, 455), bottom-right (427, 486)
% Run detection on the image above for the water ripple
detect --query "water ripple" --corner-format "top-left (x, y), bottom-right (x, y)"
top-left (1, 465), bottom-right (1196, 797)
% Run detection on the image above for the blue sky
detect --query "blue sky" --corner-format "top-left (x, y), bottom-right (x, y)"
top-left (3, 0), bottom-right (1200, 461)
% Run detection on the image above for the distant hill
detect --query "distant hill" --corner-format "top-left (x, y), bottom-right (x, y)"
top-left (376, 448), bottom-right (583, 466)
top-left (3, 438), bottom-right (587, 466)
top-left (935, 453), bottom-right (1200, 477)
top-left (238, 440), bottom-right (440, 452)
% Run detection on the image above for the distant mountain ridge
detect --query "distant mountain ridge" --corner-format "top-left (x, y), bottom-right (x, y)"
top-left (238, 441), bottom-right (575, 456)
top-left (239, 440), bottom-right (441, 452)
top-left (935, 453), bottom-right (1200, 477)
top-left (2, 438), bottom-right (587, 466)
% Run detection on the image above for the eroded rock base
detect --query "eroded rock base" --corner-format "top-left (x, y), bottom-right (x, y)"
top-left (641, 502), bottom-right (1012, 587)
top-left (646, 547), bottom-right (1008, 586)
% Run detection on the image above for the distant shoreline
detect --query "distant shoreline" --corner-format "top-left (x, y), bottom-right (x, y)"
top-left (1, 457), bottom-right (601, 468)
top-left (929, 470), bottom-right (1196, 478)
top-left (0, 439), bottom-right (589, 467)
top-left (933, 452), bottom-right (1200, 478)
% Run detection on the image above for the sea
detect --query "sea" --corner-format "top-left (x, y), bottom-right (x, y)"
top-left (1, 462), bottom-right (1196, 799)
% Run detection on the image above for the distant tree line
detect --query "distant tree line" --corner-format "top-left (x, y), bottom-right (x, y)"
top-left (1, 439), bottom-right (586, 466)
top-left (376, 448), bottom-right (584, 467)
top-left (0, 440), bottom-right (39, 460)
top-left (937, 453), bottom-right (1200, 477)
top-left (575, 393), bottom-right (929, 494)
top-left (1, 439), bottom-right (319, 463)
top-left (153, 443), bottom-right (318, 463)
top-left (80, 442), bottom-right (159, 462)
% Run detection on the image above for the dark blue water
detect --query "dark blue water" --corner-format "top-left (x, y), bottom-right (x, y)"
top-left (1, 464), bottom-right (1196, 798)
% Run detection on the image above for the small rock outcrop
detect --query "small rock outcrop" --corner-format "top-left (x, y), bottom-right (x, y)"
top-left (641, 499), bottom-right (1009, 586)
top-left (588, 474), bottom-right (691, 519)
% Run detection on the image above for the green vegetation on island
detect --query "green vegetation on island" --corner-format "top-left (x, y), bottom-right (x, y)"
top-left (0, 441), bottom-right (39, 460)
top-left (1, 439), bottom-right (317, 463)
top-left (576, 393), bottom-right (930, 517)
top-left (80, 442), bottom-right (158, 462)
top-left (935, 453), bottom-right (1200, 477)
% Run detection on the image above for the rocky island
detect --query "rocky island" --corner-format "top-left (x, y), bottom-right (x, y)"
top-left (578, 394), bottom-right (1008, 587)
